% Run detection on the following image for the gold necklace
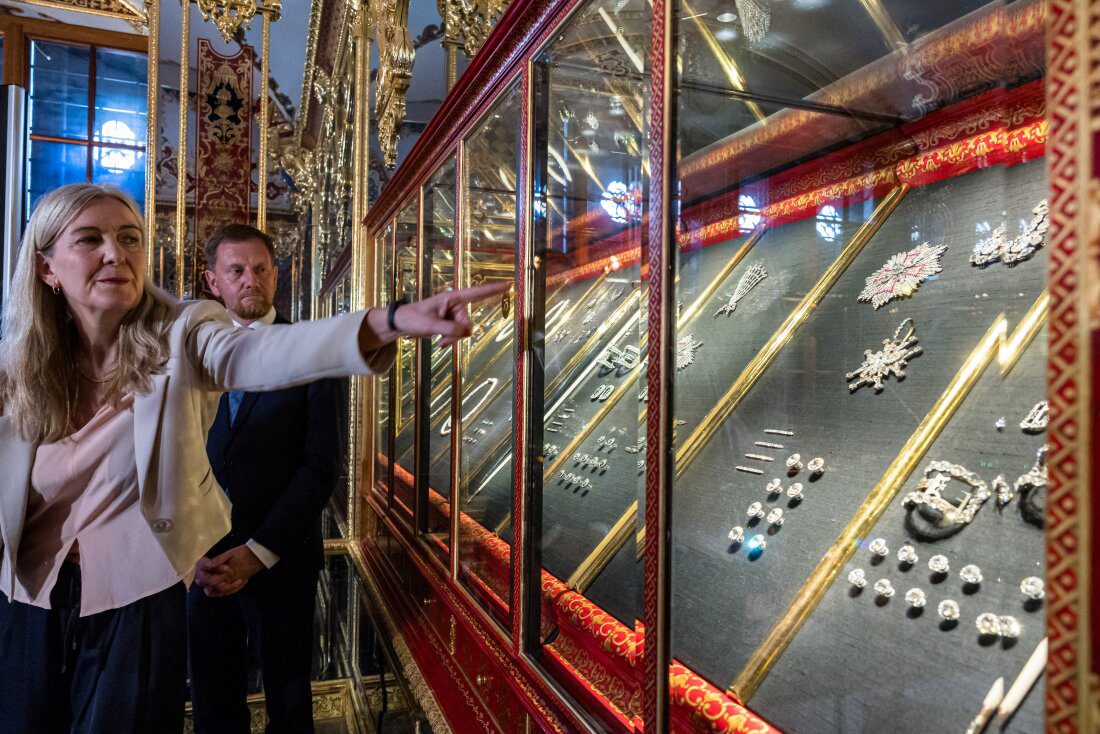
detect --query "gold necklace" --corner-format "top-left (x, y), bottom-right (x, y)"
top-left (74, 361), bottom-right (118, 384)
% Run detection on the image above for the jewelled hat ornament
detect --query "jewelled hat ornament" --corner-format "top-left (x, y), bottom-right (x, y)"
top-left (858, 242), bottom-right (947, 309)
top-left (846, 318), bottom-right (923, 392)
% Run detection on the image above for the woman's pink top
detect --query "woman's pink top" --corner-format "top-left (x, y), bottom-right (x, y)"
top-left (0, 393), bottom-right (184, 616)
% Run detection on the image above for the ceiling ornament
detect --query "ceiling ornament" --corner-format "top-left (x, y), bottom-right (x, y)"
top-left (438, 0), bottom-right (511, 57)
top-left (196, 0), bottom-right (281, 43)
top-left (18, 0), bottom-right (144, 21)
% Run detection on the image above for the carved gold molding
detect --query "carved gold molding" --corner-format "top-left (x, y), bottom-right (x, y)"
top-left (195, 0), bottom-right (281, 43)
top-left (438, 0), bottom-right (510, 58)
top-left (19, 0), bottom-right (145, 21)
top-left (371, 0), bottom-right (414, 167)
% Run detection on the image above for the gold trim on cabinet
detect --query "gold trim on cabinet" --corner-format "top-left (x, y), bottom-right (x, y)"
top-left (730, 290), bottom-right (1049, 701)
top-left (256, 9), bottom-right (272, 229)
top-left (175, 3), bottom-right (190, 299)
top-left (143, 0), bottom-right (159, 268)
top-left (567, 500), bottom-right (637, 590)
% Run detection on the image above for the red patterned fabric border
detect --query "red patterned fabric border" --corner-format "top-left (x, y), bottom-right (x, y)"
top-left (1045, 0), bottom-right (1091, 730)
top-left (195, 40), bottom-right (253, 289)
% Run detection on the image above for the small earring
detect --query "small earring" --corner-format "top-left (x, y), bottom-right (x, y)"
top-left (52, 285), bottom-right (61, 295)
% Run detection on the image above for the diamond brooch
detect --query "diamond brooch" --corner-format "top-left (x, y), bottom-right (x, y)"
top-left (960, 564), bottom-right (983, 586)
top-left (998, 616), bottom-right (1022, 639)
top-left (868, 538), bottom-right (889, 557)
top-left (897, 543), bottom-right (919, 566)
top-left (714, 261), bottom-right (768, 317)
top-left (1020, 576), bottom-right (1045, 600)
top-left (970, 199), bottom-right (1049, 267)
top-left (848, 568), bottom-right (867, 588)
top-left (904, 460), bottom-right (990, 527)
top-left (858, 241), bottom-right (948, 309)
top-left (746, 534), bottom-right (767, 553)
top-left (846, 318), bottom-right (923, 393)
top-left (938, 599), bottom-right (960, 621)
top-left (976, 614), bottom-right (1021, 639)
top-left (1020, 400), bottom-right (1048, 433)
top-left (976, 612), bottom-right (1001, 637)
top-left (676, 334), bottom-right (704, 371)
top-left (905, 588), bottom-right (926, 608)
top-left (994, 474), bottom-right (1014, 508)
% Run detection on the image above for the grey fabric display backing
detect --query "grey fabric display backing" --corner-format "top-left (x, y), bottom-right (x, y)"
top-left (648, 158), bottom-right (1047, 731)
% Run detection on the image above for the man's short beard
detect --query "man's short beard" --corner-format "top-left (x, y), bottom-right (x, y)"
top-left (234, 297), bottom-right (271, 320)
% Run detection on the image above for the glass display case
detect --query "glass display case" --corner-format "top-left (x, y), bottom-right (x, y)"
top-left (327, 0), bottom-right (1095, 730)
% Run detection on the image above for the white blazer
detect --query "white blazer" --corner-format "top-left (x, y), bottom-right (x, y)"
top-left (0, 296), bottom-right (395, 594)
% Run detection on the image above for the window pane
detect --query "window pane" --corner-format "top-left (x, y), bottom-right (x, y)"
top-left (422, 155), bottom-right (457, 562)
top-left (92, 145), bottom-right (145, 210)
top-left (94, 48), bottom-right (147, 148)
top-left (457, 84), bottom-right (520, 621)
top-left (392, 198), bottom-right (419, 516)
top-left (29, 41), bottom-right (90, 141)
top-left (26, 140), bottom-right (87, 217)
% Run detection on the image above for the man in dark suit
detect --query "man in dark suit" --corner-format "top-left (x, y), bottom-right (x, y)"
top-left (188, 223), bottom-right (346, 734)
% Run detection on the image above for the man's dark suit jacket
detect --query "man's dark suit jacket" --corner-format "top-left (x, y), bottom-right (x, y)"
top-left (205, 314), bottom-right (348, 572)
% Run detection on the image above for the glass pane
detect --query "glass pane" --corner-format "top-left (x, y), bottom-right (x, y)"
top-left (94, 47), bottom-right (147, 148)
top-left (457, 84), bottom-right (521, 621)
top-left (670, 2), bottom-right (1049, 732)
top-left (26, 140), bottom-right (87, 218)
top-left (392, 199), bottom-right (419, 516)
top-left (92, 145), bottom-right (145, 209)
top-left (528, 0), bottom-right (650, 723)
top-left (423, 155), bottom-right (457, 560)
top-left (29, 41), bottom-right (90, 141)
top-left (373, 226), bottom-right (394, 511)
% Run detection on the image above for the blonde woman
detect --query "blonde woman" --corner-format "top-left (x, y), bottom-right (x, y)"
top-left (0, 183), bottom-right (502, 732)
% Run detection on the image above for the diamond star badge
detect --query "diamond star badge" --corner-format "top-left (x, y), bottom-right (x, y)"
top-left (858, 242), bottom-right (947, 309)
top-left (676, 334), bottom-right (704, 371)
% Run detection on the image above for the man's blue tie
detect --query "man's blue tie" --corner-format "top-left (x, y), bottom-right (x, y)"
top-left (228, 390), bottom-right (244, 425)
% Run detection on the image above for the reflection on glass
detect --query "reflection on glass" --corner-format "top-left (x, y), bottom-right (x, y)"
top-left (527, 0), bottom-right (649, 725)
top-left (423, 156), bottom-right (457, 560)
top-left (668, 2), bottom-right (1049, 732)
top-left (456, 83), bottom-right (520, 621)
top-left (373, 227), bottom-right (394, 512)
top-left (392, 199), bottom-right (419, 516)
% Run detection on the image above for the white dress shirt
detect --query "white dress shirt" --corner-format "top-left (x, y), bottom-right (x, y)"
top-left (231, 307), bottom-right (281, 570)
